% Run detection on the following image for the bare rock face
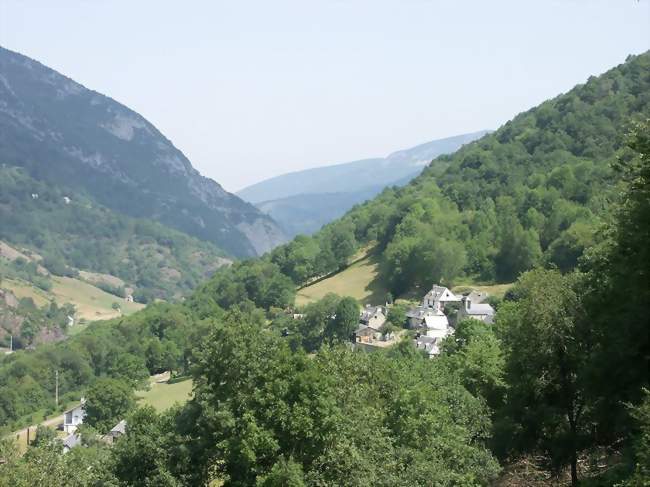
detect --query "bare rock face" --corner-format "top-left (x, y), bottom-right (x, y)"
top-left (236, 219), bottom-right (288, 256)
top-left (0, 46), bottom-right (287, 257)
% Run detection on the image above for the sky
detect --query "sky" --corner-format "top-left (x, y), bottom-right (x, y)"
top-left (0, 1), bottom-right (648, 192)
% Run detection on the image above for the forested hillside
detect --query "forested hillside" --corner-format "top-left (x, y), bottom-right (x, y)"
top-left (1, 118), bottom-right (647, 485)
top-left (0, 46), bottom-right (286, 257)
top-left (240, 131), bottom-right (488, 237)
top-left (268, 52), bottom-right (650, 293)
top-left (0, 165), bottom-right (228, 301)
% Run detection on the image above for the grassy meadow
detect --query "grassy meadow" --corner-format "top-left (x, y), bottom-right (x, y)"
top-left (136, 378), bottom-right (194, 412)
top-left (3, 275), bottom-right (144, 322)
top-left (51, 276), bottom-right (143, 320)
top-left (294, 247), bottom-right (513, 307)
top-left (295, 252), bottom-right (388, 307)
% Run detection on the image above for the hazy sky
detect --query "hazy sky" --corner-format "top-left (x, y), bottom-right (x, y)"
top-left (0, 1), bottom-right (648, 191)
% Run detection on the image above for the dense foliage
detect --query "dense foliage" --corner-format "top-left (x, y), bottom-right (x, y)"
top-left (267, 52), bottom-right (650, 294)
top-left (188, 260), bottom-right (295, 314)
top-left (489, 120), bottom-right (650, 484)
top-left (0, 294), bottom-right (75, 350)
top-left (1, 312), bottom-right (502, 486)
top-left (0, 165), bottom-right (228, 301)
top-left (84, 378), bottom-right (136, 433)
top-left (0, 303), bottom-right (199, 428)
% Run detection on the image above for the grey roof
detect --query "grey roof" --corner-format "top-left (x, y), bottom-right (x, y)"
top-left (356, 324), bottom-right (379, 334)
top-left (467, 290), bottom-right (489, 304)
top-left (62, 433), bottom-right (81, 450)
top-left (406, 306), bottom-right (437, 319)
top-left (425, 285), bottom-right (461, 302)
top-left (110, 419), bottom-right (127, 435)
top-left (464, 303), bottom-right (495, 315)
top-left (360, 305), bottom-right (385, 322)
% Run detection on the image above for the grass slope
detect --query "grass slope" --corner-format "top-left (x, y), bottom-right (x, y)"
top-left (452, 282), bottom-right (513, 300)
top-left (296, 252), bottom-right (388, 306)
top-left (136, 378), bottom-right (193, 412)
top-left (51, 277), bottom-right (143, 320)
top-left (3, 276), bottom-right (144, 322)
top-left (295, 248), bottom-right (513, 307)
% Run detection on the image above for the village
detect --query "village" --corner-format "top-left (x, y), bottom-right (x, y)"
top-left (19, 283), bottom-right (496, 456)
top-left (353, 284), bottom-right (496, 357)
top-left (16, 398), bottom-right (128, 455)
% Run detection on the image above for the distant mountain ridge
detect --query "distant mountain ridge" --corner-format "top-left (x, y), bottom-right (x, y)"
top-left (239, 131), bottom-right (489, 236)
top-left (0, 46), bottom-right (286, 257)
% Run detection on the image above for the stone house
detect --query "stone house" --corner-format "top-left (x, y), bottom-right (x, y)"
top-left (360, 305), bottom-right (387, 329)
top-left (457, 295), bottom-right (495, 324)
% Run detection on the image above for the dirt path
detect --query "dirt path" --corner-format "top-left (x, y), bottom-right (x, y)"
top-left (10, 407), bottom-right (76, 453)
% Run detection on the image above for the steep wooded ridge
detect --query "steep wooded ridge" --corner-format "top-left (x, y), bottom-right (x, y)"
top-left (0, 46), bottom-right (286, 258)
top-left (266, 52), bottom-right (650, 292)
top-left (239, 131), bottom-right (488, 237)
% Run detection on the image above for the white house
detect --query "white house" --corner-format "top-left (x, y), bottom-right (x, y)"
top-left (423, 309), bottom-right (453, 340)
top-left (457, 295), bottom-right (495, 324)
top-left (422, 285), bottom-right (461, 311)
top-left (63, 399), bottom-right (86, 434)
top-left (407, 284), bottom-right (461, 328)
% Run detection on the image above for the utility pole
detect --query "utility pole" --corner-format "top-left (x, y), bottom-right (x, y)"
top-left (55, 370), bottom-right (59, 407)
top-left (9, 335), bottom-right (12, 352)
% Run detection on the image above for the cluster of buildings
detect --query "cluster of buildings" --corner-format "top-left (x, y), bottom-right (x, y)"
top-left (409, 285), bottom-right (495, 357)
top-left (353, 284), bottom-right (496, 358)
top-left (59, 399), bottom-right (126, 453)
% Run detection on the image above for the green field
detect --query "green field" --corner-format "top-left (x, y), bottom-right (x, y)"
top-left (136, 378), bottom-right (194, 412)
top-left (3, 278), bottom-right (51, 307)
top-left (3, 275), bottom-right (144, 322)
top-left (452, 282), bottom-right (513, 299)
top-left (295, 248), bottom-right (513, 307)
top-left (296, 252), bottom-right (388, 307)
top-left (51, 276), bottom-right (143, 320)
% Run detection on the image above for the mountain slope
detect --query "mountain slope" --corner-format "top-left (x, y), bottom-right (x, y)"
top-left (0, 165), bottom-right (229, 301)
top-left (239, 131), bottom-right (488, 237)
top-left (263, 51), bottom-right (650, 293)
top-left (238, 131), bottom-right (489, 203)
top-left (255, 188), bottom-right (380, 237)
top-left (0, 46), bottom-right (286, 257)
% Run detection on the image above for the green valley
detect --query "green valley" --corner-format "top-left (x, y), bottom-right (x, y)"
top-left (0, 37), bottom-right (648, 487)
